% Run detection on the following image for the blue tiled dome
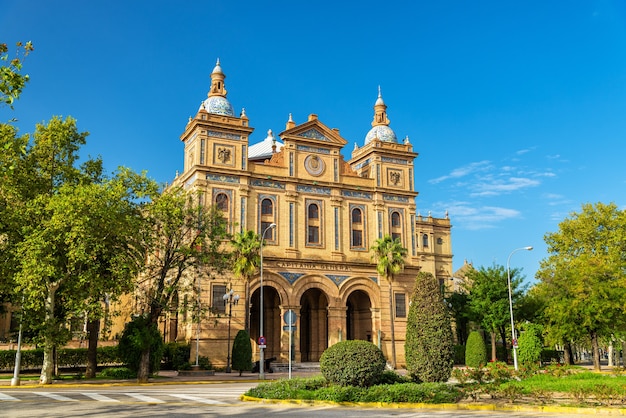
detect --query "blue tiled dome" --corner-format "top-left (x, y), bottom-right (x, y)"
top-left (365, 125), bottom-right (397, 144)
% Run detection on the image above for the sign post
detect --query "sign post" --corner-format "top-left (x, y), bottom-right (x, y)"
top-left (283, 309), bottom-right (297, 379)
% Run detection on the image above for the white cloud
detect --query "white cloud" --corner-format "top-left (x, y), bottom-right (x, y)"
top-left (469, 177), bottom-right (540, 197)
top-left (439, 202), bottom-right (523, 230)
top-left (429, 160), bottom-right (492, 184)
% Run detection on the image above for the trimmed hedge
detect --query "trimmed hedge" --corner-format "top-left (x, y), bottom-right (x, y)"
top-left (465, 331), bottom-right (487, 368)
top-left (0, 346), bottom-right (124, 371)
top-left (320, 340), bottom-right (386, 387)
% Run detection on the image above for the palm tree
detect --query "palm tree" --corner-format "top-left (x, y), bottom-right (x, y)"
top-left (231, 229), bottom-right (261, 332)
top-left (371, 235), bottom-right (407, 369)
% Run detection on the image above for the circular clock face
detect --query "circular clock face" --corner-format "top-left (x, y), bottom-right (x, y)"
top-left (304, 155), bottom-right (325, 176)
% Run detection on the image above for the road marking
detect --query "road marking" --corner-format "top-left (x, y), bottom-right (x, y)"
top-left (170, 393), bottom-right (226, 404)
top-left (126, 393), bottom-right (165, 403)
top-left (0, 392), bottom-right (19, 401)
top-left (36, 392), bottom-right (76, 401)
top-left (81, 392), bottom-right (121, 402)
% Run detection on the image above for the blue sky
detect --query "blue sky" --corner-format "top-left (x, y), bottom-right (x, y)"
top-left (3, 1), bottom-right (626, 283)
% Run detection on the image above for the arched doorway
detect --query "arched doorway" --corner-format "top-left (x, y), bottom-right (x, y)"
top-left (346, 290), bottom-right (372, 343)
top-left (300, 288), bottom-right (329, 362)
top-left (250, 286), bottom-right (281, 359)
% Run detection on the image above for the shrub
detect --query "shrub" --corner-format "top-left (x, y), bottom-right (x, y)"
top-left (517, 324), bottom-right (543, 367)
top-left (453, 345), bottom-right (465, 365)
top-left (162, 343), bottom-right (191, 370)
top-left (117, 314), bottom-right (164, 375)
top-left (197, 355), bottom-right (212, 370)
top-left (231, 329), bottom-right (252, 375)
top-left (465, 331), bottom-right (487, 368)
top-left (99, 367), bottom-right (136, 379)
top-left (319, 340), bottom-right (385, 387)
top-left (405, 271), bottom-right (454, 383)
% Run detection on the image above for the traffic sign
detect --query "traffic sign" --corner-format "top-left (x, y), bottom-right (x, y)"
top-left (283, 309), bottom-right (297, 326)
top-left (258, 335), bottom-right (266, 345)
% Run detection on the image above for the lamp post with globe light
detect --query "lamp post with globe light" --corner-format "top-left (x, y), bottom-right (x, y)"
top-left (259, 223), bottom-right (276, 380)
top-left (507, 246), bottom-right (533, 371)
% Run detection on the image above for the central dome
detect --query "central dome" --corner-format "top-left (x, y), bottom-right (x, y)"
top-left (365, 125), bottom-right (397, 144)
top-left (200, 96), bottom-right (235, 116)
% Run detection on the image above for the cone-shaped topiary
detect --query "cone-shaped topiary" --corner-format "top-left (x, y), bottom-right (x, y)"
top-left (231, 329), bottom-right (252, 376)
top-left (320, 340), bottom-right (385, 387)
top-left (405, 271), bottom-right (454, 382)
top-left (465, 330), bottom-right (487, 368)
top-left (517, 323), bottom-right (543, 367)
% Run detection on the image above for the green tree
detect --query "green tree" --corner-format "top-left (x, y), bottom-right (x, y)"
top-left (1, 41), bottom-right (33, 109)
top-left (134, 187), bottom-right (232, 382)
top-left (535, 202), bottom-right (626, 371)
top-left (405, 272), bottom-right (454, 382)
top-left (371, 235), bottom-right (407, 369)
top-left (231, 230), bottom-right (260, 332)
top-left (10, 116), bottom-right (103, 384)
top-left (517, 323), bottom-right (543, 367)
top-left (231, 329), bottom-right (252, 376)
top-left (465, 263), bottom-right (526, 362)
top-left (465, 330), bottom-right (487, 368)
top-left (118, 314), bottom-right (164, 375)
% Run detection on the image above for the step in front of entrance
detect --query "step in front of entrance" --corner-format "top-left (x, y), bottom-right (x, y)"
top-left (272, 362), bottom-right (320, 373)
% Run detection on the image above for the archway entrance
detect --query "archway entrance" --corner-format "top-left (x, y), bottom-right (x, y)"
top-left (300, 288), bottom-right (328, 362)
top-left (346, 290), bottom-right (372, 342)
top-left (250, 286), bottom-right (281, 359)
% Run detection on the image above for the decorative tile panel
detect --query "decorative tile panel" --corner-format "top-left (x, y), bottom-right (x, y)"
top-left (206, 174), bottom-right (240, 184)
top-left (383, 194), bottom-right (410, 203)
top-left (249, 179), bottom-right (285, 189)
top-left (342, 190), bottom-right (372, 200)
top-left (297, 185), bottom-right (331, 195)
top-left (298, 129), bottom-right (329, 141)
top-left (278, 272), bottom-right (305, 285)
top-left (208, 130), bottom-right (241, 140)
top-left (297, 145), bottom-right (330, 154)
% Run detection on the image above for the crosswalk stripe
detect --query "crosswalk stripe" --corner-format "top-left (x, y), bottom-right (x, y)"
top-left (169, 394), bottom-right (225, 404)
top-left (126, 393), bottom-right (165, 403)
top-left (36, 392), bottom-right (77, 401)
top-left (0, 392), bottom-right (20, 401)
top-left (81, 393), bottom-right (120, 402)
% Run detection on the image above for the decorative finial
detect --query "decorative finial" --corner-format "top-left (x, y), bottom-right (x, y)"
top-left (445, 210), bottom-right (449, 219)
top-left (404, 135), bottom-right (410, 145)
top-left (175, 170), bottom-right (179, 178)
top-left (241, 108), bottom-right (247, 117)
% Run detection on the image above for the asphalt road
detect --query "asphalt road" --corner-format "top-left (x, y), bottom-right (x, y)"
top-left (0, 382), bottom-right (605, 418)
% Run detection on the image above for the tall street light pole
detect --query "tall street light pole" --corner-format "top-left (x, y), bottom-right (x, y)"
top-left (507, 246), bottom-right (533, 371)
top-left (223, 288), bottom-right (239, 373)
top-left (259, 223), bottom-right (276, 380)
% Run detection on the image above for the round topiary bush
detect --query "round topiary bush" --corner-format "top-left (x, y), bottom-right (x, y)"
top-left (319, 340), bottom-right (386, 387)
top-left (465, 331), bottom-right (487, 368)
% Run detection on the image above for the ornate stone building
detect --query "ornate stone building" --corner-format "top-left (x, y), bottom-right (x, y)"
top-left (168, 60), bottom-right (453, 368)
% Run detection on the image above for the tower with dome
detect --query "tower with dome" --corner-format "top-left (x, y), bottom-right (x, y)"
top-left (164, 59), bottom-right (452, 369)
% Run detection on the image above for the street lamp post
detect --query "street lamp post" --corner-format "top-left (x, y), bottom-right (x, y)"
top-left (259, 223), bottom-right (276, 380)
top-left (223, 288), bottom-right (240, 373)
top-left (507, 246), bottom-right (533, 371)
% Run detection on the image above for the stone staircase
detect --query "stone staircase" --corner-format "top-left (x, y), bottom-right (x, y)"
top-left (272, 362), bottom-right (320, 373)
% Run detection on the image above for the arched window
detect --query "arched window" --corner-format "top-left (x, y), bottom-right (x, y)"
top-left (390, 211), bottom-right (402, 242)
top-left (422, 233), bottom-right (429, 248)
top-left (215, 193), bottom-right (229, 212)
top-left (391, 212), bottom-right (401, 227)
top-left (351, 207), bottom-right (364, 248)
top-left (306, 202), bottom-right (321, 245)
top-left (308, 203), bottom-right (319, 219)
top-left (261, 198), bottom-right (273, 215)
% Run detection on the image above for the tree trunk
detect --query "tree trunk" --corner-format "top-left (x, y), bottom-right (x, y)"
top-left (388, 280), bottom-right (396, 369)
top-left (137, 348), bottom-right (151, 383)
top-left (244, 280), bottom-right (250, 333)
top-left (563, 341), bottom-right (572, 365)
top-left (490, 330), bottom-right (497, 362)
top-left (591, 331), bottom-right (601, 371)
top-left (40, 284), bottom-right (58, 384)
top-left (85, 319), bottom-right (100, 378)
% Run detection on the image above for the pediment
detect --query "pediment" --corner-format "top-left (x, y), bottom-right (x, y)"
top-left (279, 117), bottom-right (348, 147)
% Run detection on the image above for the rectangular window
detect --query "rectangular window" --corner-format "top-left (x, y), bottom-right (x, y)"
top-left (395, 293), bottom-right (407, 318)
top-left (352, 229), bottom-right (363, 247)
top-left (212, 284), bottom-right (227, 314)
top-left (308, 225), bottom-right (319, 244)
top-left (200, 139), bottom-right (205, 165)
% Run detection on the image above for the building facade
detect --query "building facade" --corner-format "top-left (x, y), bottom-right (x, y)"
top-left (168, 60), bottom-right (453, 368)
